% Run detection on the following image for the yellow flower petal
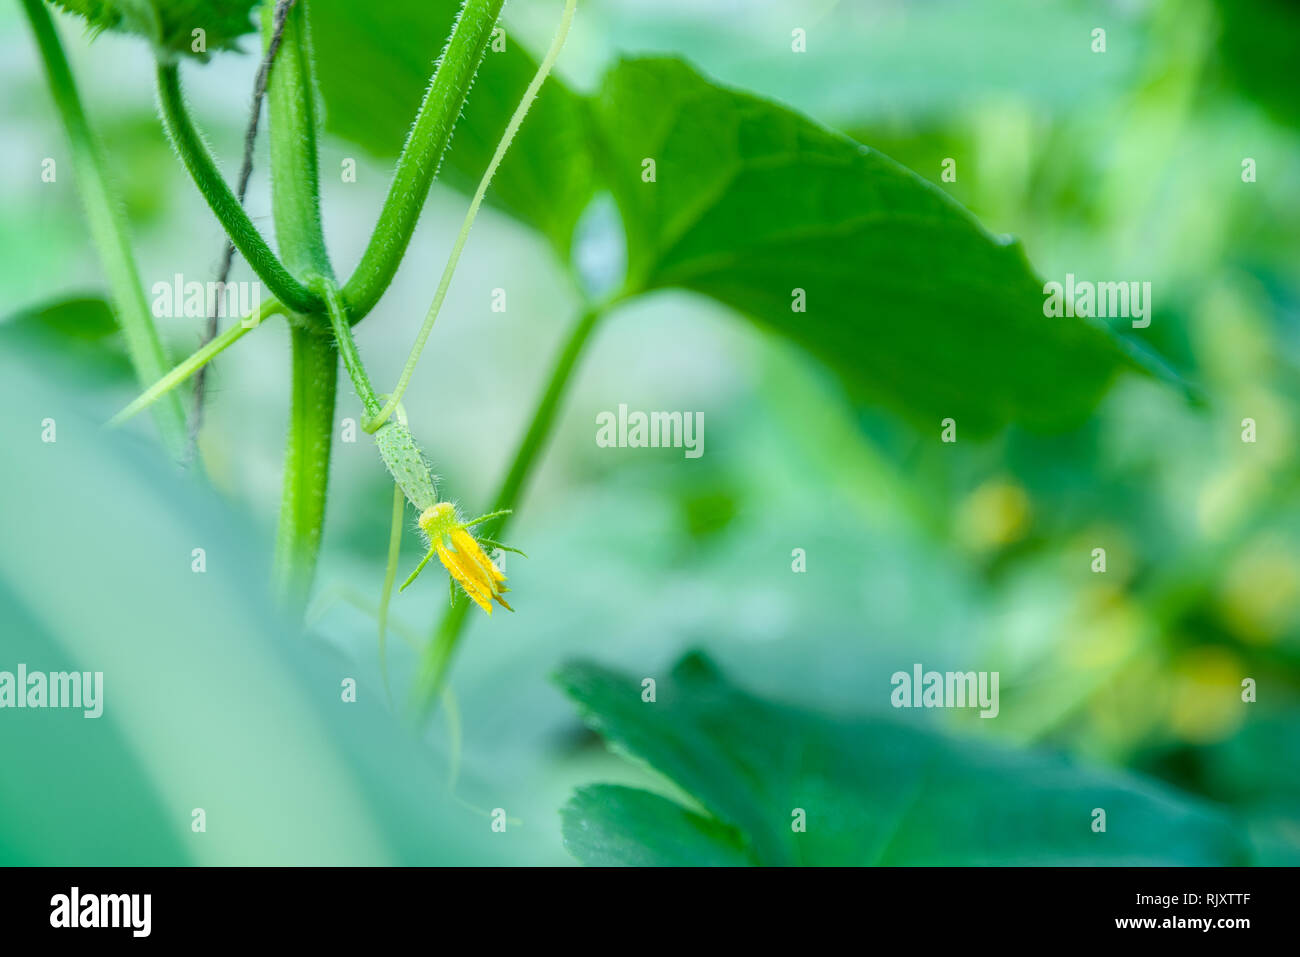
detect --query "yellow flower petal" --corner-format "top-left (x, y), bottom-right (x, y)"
top-left (452, 528), bottom-right (506, 583)
top-left (436, 542), bottom-right (494, 614)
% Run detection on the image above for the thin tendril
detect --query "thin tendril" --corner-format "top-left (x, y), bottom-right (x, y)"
top-left (376, 483), bottom-right (405, 705)
top-left (188, 0), bottom-right (298, 463)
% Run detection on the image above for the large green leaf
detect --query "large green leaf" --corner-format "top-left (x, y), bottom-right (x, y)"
top-left (590, 57), bottom-right (1136, 435)
top-left (311, 0), bottom-right (594, 256)
top-left (558, 653), bottom-right (1250, 866)
top-left (313, 8), bottom-right (1140, 434)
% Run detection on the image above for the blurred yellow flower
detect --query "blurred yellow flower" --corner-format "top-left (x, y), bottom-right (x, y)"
top-left (957, 478), bottom-right (1030, 550)
top-left (1065, 587), bottom-right (1144, 670)
top-left (1166, 647), bottom-right (1246, 744)
top-left (1218, 537), bottom-right (1300, 643)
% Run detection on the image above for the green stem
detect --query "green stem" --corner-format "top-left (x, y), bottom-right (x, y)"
top-left (155, 61), bottom-right (322, 315)
top-left (266, 1), bottom-right (338, 616)
top-left (263, 0), bottom-right (331, 280)
top-left (21, 0), bottom-right (187, 456)
top-left (484, 306), bottom-right (603, 536)
top-left (414, 304), bottom-right (605, 712)
top-left (319, 278), bottom-right (380, 418)
top-left (341, 0), bottom-right (506, 323)
top-left (366, 0), bottom-right (578, 432)
top-left (109, 298), bottom-right (282, 426)
top-left (272, 325), bottom-right (338, 615)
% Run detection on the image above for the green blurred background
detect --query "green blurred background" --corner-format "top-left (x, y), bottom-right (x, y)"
top-left (1, 0), bottom-right (1297, 864)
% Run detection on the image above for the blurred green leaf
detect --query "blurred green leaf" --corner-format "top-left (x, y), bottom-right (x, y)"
top-left (51, 0), bottom-right (261, 60)
top-left (0, 342), bottom-right (511, 865)
top-left (1201, 714), bottom-right (1300, 807)
top-left (1199, 714), bottom-right (1300, 865)
top-left (0, 295), bottom-right (133, 385)
top-left (0, 574), bottom-right (187, 864)
top-left (311, 0), bottom-right (594, 256)
top-left (1214, 0), bottom-right (1300, 130)
top-left (5, 293), bottom-right (116, 340)
top-left (558, 653), bottom-right (1251, 865)
top-left (562, 784), bottom-right (753, 866)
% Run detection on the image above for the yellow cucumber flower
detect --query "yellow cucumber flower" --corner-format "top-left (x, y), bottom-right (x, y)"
top-left (402, 502), bottom-right (517, 614)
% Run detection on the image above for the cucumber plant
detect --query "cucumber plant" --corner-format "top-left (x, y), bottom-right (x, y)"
top-left (20, 0), bottom-right (1142, 714)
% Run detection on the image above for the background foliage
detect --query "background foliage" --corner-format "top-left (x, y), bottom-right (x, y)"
top-left (1, 0), bottom-right (1297, 864)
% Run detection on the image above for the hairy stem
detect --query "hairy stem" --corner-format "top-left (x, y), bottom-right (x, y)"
top-left (414, 304), bottom-right (604, 712)
top-left (341, 0), bottom-right (507, 323)
top-left (366, 0), bottom-right (578, 432)
top-left (21, 0), bottom-right (187, 456)
top-left (155, 61), bottom-right (321, 315)
top-left (263, 0), bottom-right (331, 281)
top-left (266, 1), bottom-right (337, 616)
